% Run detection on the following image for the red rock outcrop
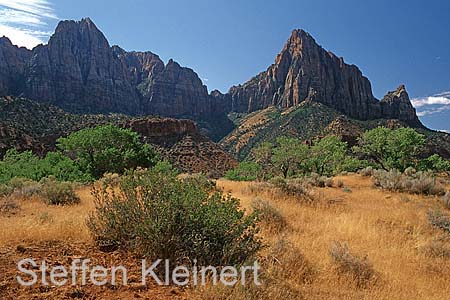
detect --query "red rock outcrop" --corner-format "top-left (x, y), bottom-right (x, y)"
top-left (123, 118), bottom-right (237, 177)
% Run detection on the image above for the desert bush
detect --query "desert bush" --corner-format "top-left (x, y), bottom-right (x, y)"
top-left (404, 167), bottom-right (416, 177)
top-left (87, 164), bottom-right (262, 266)
top-left (264, 238), bottom-right (314, 283)
top-left (427, 210), bottom-right (450, 235)
top-left (280, 179), bottom-right (311, 199)
top-left (40, 177), bottom-right (80, 205)
top-left (193, 239), bottom-right (310, 300)
top-left (342, 187), bottom-right (352, 193)
top-left (225, 162), bottom-right (261, 181)
top-left (251, 198), bottom-right (287, 233)
top-left (269, 176), bottom-right (287, 189)
top-left (373, 169), bottom-right (403, 190)
top-left (329, 241), bottom-right (376, 287)
top-left (0, 183), bottom-right (12, 197)
top-left (305, 173), bottom-right (333, 188)
top-left (0, 198), bottom-right (20, 215)
top-left (358, 166), bottom-right (374, 177)
top-left (421, 236), bottom-right (450, 259)
top-left (442, 192), bottom-right (450, 210)
top-left (325, 177), bottom-right (334, 187)
top-left (373, 169), bottom-right (445, 195)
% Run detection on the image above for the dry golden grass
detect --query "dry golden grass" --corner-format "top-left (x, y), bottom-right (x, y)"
top-left (206, 175), bottom-right (450, 300)
top-left (0, 187), bottom-right (94, 247)
top-left (1, 175), bottom-right (450, 299)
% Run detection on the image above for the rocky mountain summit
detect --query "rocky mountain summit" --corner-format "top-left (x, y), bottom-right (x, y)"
top-left (0, 18), bottom-right (232, 140)
top-left (225, 30), bottom-right (421, 127)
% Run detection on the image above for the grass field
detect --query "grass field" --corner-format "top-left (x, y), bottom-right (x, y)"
top-left (1, 175), bottom-right (449, 299)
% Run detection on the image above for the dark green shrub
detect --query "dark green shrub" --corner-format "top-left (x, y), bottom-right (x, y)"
top-left (354, 127), bottom-right (425, 171)
top-left (87, 164), bottom-right (262, 266)
top-left (421, 154), bottom-right (450, 174)
top-left (40, 177), bottom-right (80, 205)
top-left (0, 149), bottom-right (91, 184)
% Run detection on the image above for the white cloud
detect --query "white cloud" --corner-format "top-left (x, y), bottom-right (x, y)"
top-left (0, 0), bottom-right (57, 49)
top-left (416, 105), bottom-right (450, 117)
top-left (411, 95), bottom-right (450, 108)
top-left (411, 91), bottom-right (450, 117)
top-left (0, 0), bottom-right (57, 19)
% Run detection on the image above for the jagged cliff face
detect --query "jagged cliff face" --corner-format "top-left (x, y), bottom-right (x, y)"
top-left (24, 18), bottom-right (141, 114)
top-left (0, 18), bottom-right (222, 125)
top-left (227, 30), bottom-right (421, 127)
top-left (0, 37), bottom-right (31, 96)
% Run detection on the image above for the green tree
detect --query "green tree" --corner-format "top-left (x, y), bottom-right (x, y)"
top-left (57, 125), bottom-right (159, 179)
top-left (354, 127), bottom-right (425, 171)
top-left (309, 135), bottom-right (347, 176)
top-left (225, 162), bottom-right (262, 181)
top-left (0, 149), bottom-right (43, 183)
top-left (421, 154), bottom-right (450, 174)
top-left (252, 142), bottom-right (274, 179)
top-left (272, 137), bottom-right (309, 178)
top-left (0, 149), bottom-right (90, 183)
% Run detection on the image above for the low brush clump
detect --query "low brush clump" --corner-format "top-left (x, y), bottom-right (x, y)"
top-left (193, 239), bottom-right (312, 300)
top-left (251, 198), bottom-right (287, 233)
top-left (442, 192), bottom-right (450, 210)
top-left (305, 173), bottom-right (334, 188)
top-left (40, 177), bottom-right (80, 205)
top-left (269, 177), bottom-right (312, 201)
top-left (427, 210), bottom-right (450, 235)
top-left (373, 169), bottom-right (445, 195)
top-left (421, 236), bottom-right (450, 259)
top-left (329, 241), bottom-right (376, 287)
top-left (358, 166), bottom-right (374, 177)
top-left (0, 198), bottom-right (20, 216)
top-left (7, 178), bottom-right (42, 200)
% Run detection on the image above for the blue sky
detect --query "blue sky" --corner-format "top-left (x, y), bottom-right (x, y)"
top-left (0, 0), bottom-right (449, 132)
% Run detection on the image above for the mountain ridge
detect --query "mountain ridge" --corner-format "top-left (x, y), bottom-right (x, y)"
top-left (0, 18), bottom-right (424, 141)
